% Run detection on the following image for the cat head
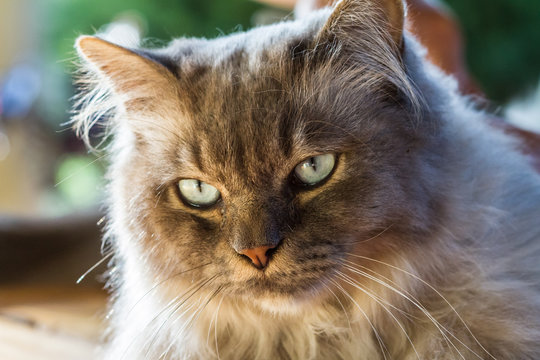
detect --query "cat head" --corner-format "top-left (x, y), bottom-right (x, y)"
top-left (74, 0), bottom-right (441, 312)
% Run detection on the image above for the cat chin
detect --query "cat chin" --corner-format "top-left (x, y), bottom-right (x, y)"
top-left (253, 295), bottom-right (314, 315)
top-left (248, 288), bottom-right (329, 316)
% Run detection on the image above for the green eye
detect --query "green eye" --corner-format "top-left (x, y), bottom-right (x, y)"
top-left (178, 179), bottom-right (220, 207)
top-left (294, 154), bottom-right (336, 186)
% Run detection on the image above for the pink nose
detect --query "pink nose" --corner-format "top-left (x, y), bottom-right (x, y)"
top-left (239, 245), bottom-right (276, 269)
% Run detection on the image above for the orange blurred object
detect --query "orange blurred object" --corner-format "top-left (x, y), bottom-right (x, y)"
top-left (404, 0), bottom-right (481, 96)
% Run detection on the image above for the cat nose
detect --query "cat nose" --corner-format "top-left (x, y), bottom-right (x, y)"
top-left (239, 245), bottom-right (276, 270)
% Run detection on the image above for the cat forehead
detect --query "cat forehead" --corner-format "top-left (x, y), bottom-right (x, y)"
top-left (148, 10), bottom-right (340, 154)
top-left (160, 9), bottom-right (331, 70)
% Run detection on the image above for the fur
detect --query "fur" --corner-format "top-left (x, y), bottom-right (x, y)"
top-left (73, 1), bottom-right (540, 358)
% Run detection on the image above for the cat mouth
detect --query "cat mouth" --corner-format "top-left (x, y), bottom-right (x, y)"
top-left (227, 244), bottom-right (336, 299)
top-left (233, 275), bottom-right (331, 314)
top-left (237, 266), bottom-right (331, 298)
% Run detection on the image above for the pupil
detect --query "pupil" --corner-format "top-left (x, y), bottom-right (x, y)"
top-left (310, 157), bottom-right (317, 172)
top-left (197, 180), bottom-right (202, 193)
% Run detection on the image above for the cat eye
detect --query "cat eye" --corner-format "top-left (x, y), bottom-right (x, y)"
top-left (178, 179), bottom-right (221, 208)
top-left (294, 154), bottom-right (336, 186)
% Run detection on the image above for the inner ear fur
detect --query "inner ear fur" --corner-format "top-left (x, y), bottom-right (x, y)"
top-left (76, 36), bottom-right (178, 111)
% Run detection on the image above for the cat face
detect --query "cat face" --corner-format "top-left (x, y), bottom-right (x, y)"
top-left (75, 0), bottom-right (439, 311)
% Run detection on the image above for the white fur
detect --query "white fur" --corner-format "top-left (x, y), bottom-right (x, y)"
top-left (505, 80), bottom-right (540, 134)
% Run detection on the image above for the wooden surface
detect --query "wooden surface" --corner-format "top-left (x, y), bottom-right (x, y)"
top-left (0, 286), bottom-right (107, 360)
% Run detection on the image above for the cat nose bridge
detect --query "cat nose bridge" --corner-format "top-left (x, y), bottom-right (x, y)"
top-left (229, 202), bottom-right (282, 268)
top-left (230, 216), bottom-right (281, 253)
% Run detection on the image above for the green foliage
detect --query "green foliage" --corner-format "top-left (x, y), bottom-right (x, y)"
top-left (54, 154), bottom-right (104, 210)
top-left (445, 0), bottom-right (540, 102)
top-left (42, 0), bottom-right (262, 70)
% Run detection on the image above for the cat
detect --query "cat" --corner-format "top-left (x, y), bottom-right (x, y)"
top-left (73, 0), bottom-right (540, 358)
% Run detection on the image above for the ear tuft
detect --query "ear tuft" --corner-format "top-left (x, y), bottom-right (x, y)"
top-left (381, 0), bottom-right (405, 47)
top-left (320, 0), bottom-right (405, 50)
top-left (75, 35), bottom-right (98, 59)
top-left (75, 36), bottom-right (120, 73)
top-left (72, 35), bottom-right (178, 150)
top-left (315, 0), bottom-right (423, 123)
top-left (75, 36), bottom-right (175, 93)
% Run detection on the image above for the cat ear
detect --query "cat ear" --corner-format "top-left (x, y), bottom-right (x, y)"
top-left (315, 0), bottom-right (423, 120)
top-left (74, 36), bottom-right (181, 147)
top-left (75, 36), bottom-right (178, 110)
top-left (318, 0), bottom-right (405, 50)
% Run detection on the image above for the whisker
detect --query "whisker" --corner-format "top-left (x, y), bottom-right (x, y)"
top-left (342, 261), bottom-right (464, 359)
top-left (354, 224), bottom-right (394, 244)
top-left (126, 262), bottom-right (212, 318)
top-left (330, 279), bottom-right (390, 360)
top-left (336, 270), bottom-right (421, 360)
top-left (322, 282), bottom-right (352, 333)
top-left (161, 284), bottom-right (224, 359)
top-left (76, 250), bottom-right (114, 284)
top-left (345, 254), bottom-right (486, 359)
top-left (214, 295), bottom-right (225, 360)
top-left (346, 253), bottom-right (496, 359)
top-left (342, 262), bottom-right (420, 321)
top-left (120, 276), bottom-right (215, 360)
top-left (156, 302), bottom-right (198, 359)
top-left (144, 274), bottom-right (220, 356)
top-left (181, 285), bottom-right (223, 335)
top-left (120, 291), bottom-right (193, 360)
top-left (206, 292), bottom-right (225, 348)
top-left (54, 153), bottom-right (107, 187)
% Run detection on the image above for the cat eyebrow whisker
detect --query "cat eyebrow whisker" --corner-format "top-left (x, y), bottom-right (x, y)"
top-left (344, 253), bottom-right (497, 360)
